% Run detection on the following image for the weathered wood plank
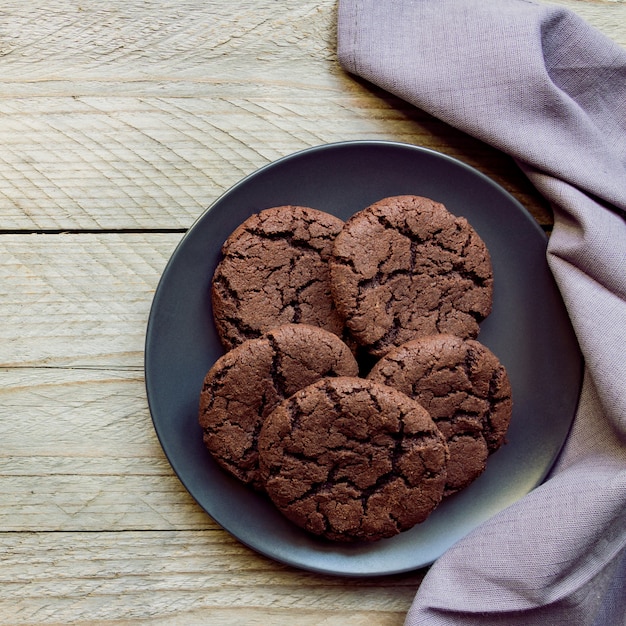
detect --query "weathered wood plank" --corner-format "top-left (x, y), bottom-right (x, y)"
top-left (0, 365), bottom-right (213, 531)
top-left (0, 233), bottom-right (178, 367)
top-left (1, 0), bottom-right (623, 231)
top-left (0, 530), bottom-right (425, 625)
top-left (1, 0), bottom-right (622, 85)
top-left (0, 91), bottom-right (554, 231)
top-left (0, 2), bottom-right (338, 82)
top-left (10, 0), bottom-right (625, 230)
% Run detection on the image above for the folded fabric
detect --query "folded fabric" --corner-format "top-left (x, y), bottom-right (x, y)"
top-left (337, 1), bottom-right (626, 624)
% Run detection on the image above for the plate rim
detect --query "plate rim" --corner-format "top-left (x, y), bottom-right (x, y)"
top-left (144, 139), bottom-right (581, 577)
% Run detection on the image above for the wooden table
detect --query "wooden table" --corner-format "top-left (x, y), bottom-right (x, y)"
top-left (1, 1), bottom-right (623, 623)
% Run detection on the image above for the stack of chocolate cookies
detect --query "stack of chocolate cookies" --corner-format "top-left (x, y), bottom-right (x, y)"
top-left (200, 196), bottom-right (512, 543)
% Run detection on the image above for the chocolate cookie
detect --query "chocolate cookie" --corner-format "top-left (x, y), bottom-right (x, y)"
top-left (367, 334), bottom-right (512, 495)
top-left (211, 205), bottom-right (346, 351)
top-left (330, 195), bottom-right (493, 357)
top-left (258, 377), bottom-right (449, 542)
top-left (199, 324), bottom-right (359, 490)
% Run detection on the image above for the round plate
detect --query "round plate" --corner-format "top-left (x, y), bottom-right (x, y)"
top-left (145, 140), bottom-right (582, 576)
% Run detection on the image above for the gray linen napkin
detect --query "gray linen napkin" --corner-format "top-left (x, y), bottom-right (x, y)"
top-left (337, 1), bottom-right (626, 624)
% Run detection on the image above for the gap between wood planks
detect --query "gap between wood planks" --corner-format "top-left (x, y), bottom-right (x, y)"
top-left (0, 228), bottom-right (188, 235)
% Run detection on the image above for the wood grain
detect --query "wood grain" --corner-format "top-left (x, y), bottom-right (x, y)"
top-left (10, 0), bottom-right (621, 230)
top-left (3, 0), bottom-right (622, 231)
top-left (0, 233), bottom-right (176, 366)
top-left (0, 367), bottom-right (210, 532)
top-left (0, 530), bottom-right (425, 625)
top-left (0, 91), bottom-right (555, 230)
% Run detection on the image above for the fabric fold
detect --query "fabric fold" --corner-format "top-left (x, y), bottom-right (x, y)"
top-left (338, 0), bottom-right (626, 216)
top-left (337, 1), bottom-right (626, 624)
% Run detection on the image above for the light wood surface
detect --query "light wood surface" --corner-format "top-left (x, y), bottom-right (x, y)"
top-left (1, 1), bottom-right (624, 624)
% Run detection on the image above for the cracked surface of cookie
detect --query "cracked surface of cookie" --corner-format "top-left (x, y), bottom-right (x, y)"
top-left (258, 377), bottom-right (448, 542)
top-left (330, 195), bottom-right (493, 357)
top-left (367, 334), bottom-right (512, 495)
top-left (211, 205), bottom-right (346, 351)
top-left (199, 324), bottom-right (359, 490)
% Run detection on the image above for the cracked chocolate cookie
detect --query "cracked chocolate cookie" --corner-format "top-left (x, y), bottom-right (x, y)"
top-left (330, 195), bottom-right (493, 357)
top-left (367, 334), bottom-right (512, 495)
top-left (211, 205), bottom-right (346, 351)
top-left (199, 324), bottom-right (359, 490)
top-left (258, 377), bottom-right (449, 542)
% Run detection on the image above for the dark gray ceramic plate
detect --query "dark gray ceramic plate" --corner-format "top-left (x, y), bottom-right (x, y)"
top-left (144, 141), bottom-right (582, 576)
